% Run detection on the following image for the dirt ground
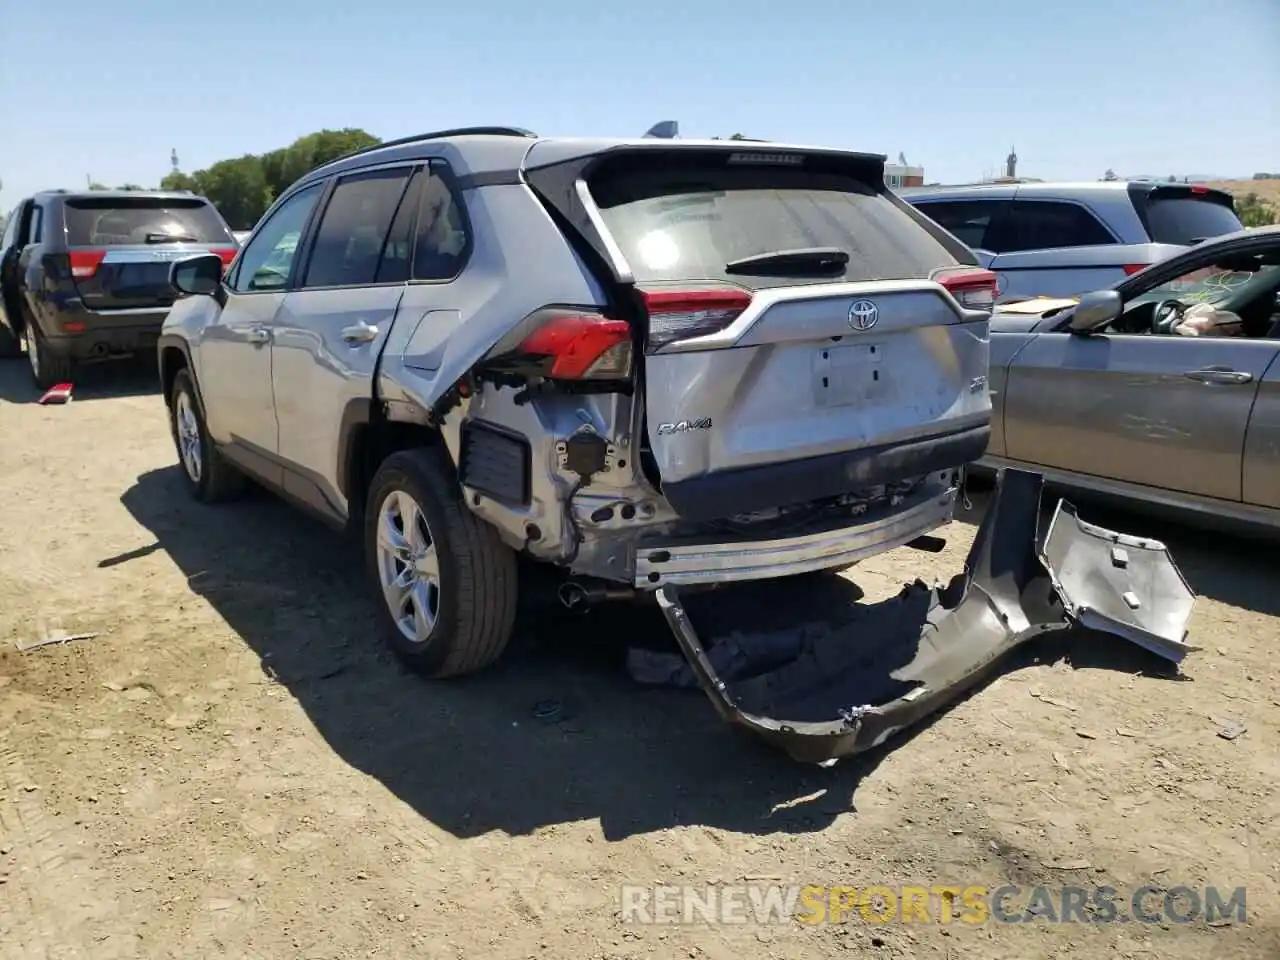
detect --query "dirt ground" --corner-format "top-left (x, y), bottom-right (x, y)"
top-left (0, 360), bottom-right (1277, 960)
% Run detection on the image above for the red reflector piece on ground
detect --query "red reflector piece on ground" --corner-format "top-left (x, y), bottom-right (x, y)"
top-left (37, 383), bottom-right (74, 405)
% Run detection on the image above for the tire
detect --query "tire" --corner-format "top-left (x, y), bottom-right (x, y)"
top-left (168, 368), bottom-right (247, 503)
top-left (365, 447), bottom-right (518, 678)
top-left (23, 321), bottom-right (76, 390)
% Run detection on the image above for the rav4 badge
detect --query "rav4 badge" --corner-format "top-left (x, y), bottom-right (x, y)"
top-left (656, 418), bottom-right (712, 436)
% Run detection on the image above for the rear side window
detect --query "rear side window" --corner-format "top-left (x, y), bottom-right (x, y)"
top-left (63, 197), bottom-right (233, 246)
top-left (304, 168), bottom-right (412, 288)
top-left (1142, 196), bottom-right (1243, 245)
top-left (590, 163), bottom-right (956, 288)
top-left (988, 200), bottom-right (1114, 253)
top-left (412, 162), bottom-right (470, 281)
top-left (912, 199), bottom-right (1004, 249)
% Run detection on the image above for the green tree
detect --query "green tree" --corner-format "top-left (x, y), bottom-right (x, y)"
top-left (194, 155), bottom-right (274, 230)
top-left (1236, 193), bottom-right (1276, 228)
top-left (159, 171), bottom-right (200, 193)
top-left (160, 128), bottom-right (381, 229)
top-left (260, 128), bottom-right (380, 198)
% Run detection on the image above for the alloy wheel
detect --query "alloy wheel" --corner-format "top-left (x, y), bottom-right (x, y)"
top-left (175, 392), bottom-right (203, 483)
top-left (375, 490), bottom-right (441, 644)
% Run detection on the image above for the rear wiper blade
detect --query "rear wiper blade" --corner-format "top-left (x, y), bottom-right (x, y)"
top-left (724, 247), bottom-right (850, 275)
top-left (145, 232), bottom-right (199, 244)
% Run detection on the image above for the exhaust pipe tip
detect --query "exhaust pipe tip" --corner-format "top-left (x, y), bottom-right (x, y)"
top-left (558, 582), bottom-right (591, 612)
top-left (557, 580), bottom-right (637, 611)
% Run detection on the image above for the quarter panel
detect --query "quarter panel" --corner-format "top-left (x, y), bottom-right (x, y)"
top-left (378, 182), bottom-right (609, 411)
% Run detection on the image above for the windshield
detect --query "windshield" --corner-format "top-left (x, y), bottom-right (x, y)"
top-left (1132, 258), bottom-right (1280, 306)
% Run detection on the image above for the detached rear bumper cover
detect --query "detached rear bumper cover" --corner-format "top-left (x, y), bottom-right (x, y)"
top-left (653, 468), bottom-right (1197, 764)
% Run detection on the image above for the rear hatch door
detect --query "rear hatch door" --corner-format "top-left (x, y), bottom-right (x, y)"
top-left (582, 149), bottom-right (995, 520)
top-left (1128, 183), bottom-right (1244, 246)
top-left (61, 195), bottom-right (237, 310)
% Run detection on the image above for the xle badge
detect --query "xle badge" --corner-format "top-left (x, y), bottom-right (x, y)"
top-left (656, 418), bottom-right (712, 436)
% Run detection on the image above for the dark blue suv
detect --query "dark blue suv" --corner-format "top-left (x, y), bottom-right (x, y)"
top-left (0, 189), bottom-right (237, 388)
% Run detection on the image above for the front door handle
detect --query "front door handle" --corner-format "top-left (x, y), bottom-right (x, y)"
top-left (341, 321), bottom-right (379, 344)
top-left (1183, 367), bottom-right (1252, 385)
top-left (246, 326), bottom-right (270, 345)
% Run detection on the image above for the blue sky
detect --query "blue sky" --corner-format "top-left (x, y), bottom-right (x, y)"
top-left (2, 0), bottom-right (1276, 205)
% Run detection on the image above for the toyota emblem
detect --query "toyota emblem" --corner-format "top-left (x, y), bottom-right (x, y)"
top-left (848, 299), bottom-right (879, 331)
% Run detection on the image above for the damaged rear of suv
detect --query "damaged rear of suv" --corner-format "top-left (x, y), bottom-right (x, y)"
top-left (160, 127), bottom-right (1197, 764)
top-left (459, 139), bottom-right (997, 594)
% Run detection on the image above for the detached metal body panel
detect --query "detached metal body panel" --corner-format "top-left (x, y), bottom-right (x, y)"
top-left (655, 468), bottom-right (1197, 765)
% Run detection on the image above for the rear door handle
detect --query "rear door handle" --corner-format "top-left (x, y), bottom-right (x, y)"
top-left (246, 326), bottom-right (270, 345)
top-left (1183, 367), bottom-right (1252, 385)
top-left (341, 321), bottom-right (379, 344)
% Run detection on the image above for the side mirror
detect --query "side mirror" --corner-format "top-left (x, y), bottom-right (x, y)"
top-left (169, 254), bottom-right (223, 297)
top-left (1068, 289), bottom-right (1123, 333)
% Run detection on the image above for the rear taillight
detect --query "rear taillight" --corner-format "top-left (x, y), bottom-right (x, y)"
top-left (641, 288), bottom-right (753, 350)
top-left (516, 310), bottom-right (633, 380)
top-left (934, 267), bottom-right (998, 312)
top-left (68, 250), bottom-right (107, 280)
top-left (210, 247), bottom-right (237, 268)
top-left (1123, 264), bottom-right (1148, 276)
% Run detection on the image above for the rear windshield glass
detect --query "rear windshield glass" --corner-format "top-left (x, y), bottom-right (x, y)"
top-left (63, 197), bottom-right (233, 246)
top-left (1142, 196), bottom-right (1243, 245)
top-left (590, 164), bottom-right (956, 288)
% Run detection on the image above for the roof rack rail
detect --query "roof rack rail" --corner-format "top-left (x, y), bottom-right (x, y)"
top-left (330, 126), bottom-right (538, 166)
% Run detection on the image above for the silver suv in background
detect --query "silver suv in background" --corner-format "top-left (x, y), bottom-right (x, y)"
top-left (157, 127), bottom-right (1196, 763)
top-left (902, 181), bottom-right (1244, 302)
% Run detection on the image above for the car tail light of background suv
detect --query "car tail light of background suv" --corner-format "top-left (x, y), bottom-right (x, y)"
top-left (61, 247), bottom-right (238, 281)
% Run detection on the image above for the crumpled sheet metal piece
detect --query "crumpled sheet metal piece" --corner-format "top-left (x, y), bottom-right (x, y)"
top-left (646, 468), bottom-right (1197, 764)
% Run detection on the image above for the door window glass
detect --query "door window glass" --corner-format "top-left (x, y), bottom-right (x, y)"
top-left (1, 209), bottom-right (18, 249)
top-left (992, 201), bottom-right (1114, 253)
top-left (303, 168), bottom-right (411, 288)
top-left (911, 199), bottom-right (1004, 250)
top-left (230, 184), bottom-right (323, 293)
top-left (375, 168), bottom-right (423, 284)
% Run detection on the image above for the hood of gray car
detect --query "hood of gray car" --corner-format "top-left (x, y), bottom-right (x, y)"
top-left (990, 314), bottom-right (1049, 334)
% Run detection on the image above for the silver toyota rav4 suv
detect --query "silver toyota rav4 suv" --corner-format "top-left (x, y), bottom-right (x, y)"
top-left (158, 127), bottom-right (1196, 764)
top-left (902, 181), bottom-right (1244, 303)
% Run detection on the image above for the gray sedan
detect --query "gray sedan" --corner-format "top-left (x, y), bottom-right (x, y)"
top-left (982, 225), bottom-right (1280, 530)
